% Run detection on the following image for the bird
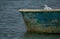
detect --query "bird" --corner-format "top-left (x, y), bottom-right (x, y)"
top-left (44, 4), bottom-right (52, 10)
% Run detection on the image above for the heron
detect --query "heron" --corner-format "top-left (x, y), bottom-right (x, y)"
top-left (44, 4), bottom-right (52, 10)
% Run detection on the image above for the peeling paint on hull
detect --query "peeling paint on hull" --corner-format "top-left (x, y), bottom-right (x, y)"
top-left (20, 10), bottom-right (60, 33)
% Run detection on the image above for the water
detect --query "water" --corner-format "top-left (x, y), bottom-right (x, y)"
top-left (0, 0), bottom-right (60, 39)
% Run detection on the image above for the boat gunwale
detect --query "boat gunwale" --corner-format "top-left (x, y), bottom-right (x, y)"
top-left (19, 9), bottom-right (60, 12)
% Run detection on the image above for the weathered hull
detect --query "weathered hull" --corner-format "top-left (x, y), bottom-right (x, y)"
top-left (19, 9), bottom-right (60, 33)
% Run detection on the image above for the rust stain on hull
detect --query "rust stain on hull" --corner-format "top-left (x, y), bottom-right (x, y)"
top-left (24, 19), bottom-right (60, 33)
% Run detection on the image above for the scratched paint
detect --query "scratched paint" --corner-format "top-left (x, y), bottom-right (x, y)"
top-left (21, 11), bottom-right (60, 33)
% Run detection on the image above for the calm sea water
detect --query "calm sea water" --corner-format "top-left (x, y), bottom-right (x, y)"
top-left (0, 0), bottom-right (60, 39)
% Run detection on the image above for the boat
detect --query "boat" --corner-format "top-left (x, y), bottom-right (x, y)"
top-left (19, 9), bottom-right (60, 33)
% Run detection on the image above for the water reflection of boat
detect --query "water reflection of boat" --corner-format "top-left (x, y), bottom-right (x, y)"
top-left (23, 32), bottom-right (60, 39)
top-left (19, 9), bottom-right (60, 33)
